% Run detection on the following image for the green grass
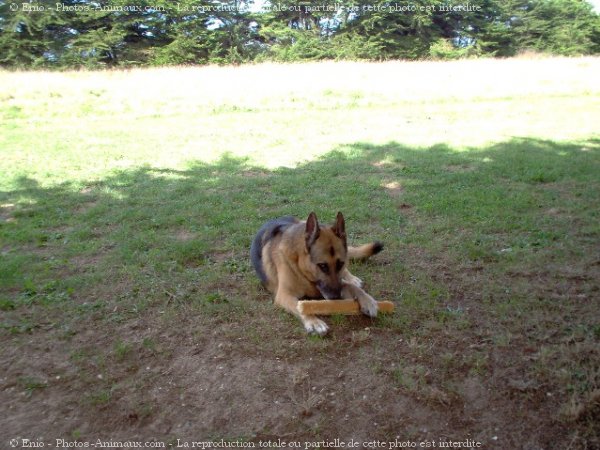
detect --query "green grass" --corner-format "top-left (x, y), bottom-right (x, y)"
top-left (18, 376), bottom-right (48, 397)
top-left (0, 59), bottom-right (599, 448)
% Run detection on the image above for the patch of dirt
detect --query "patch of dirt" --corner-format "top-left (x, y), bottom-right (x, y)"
top-left (173, 229), bottom-right (196, 242)
top-left (1, 244), bottom-right (598, 449)
top-left (67, 253), bottom-right (107, 277)
top-left (444, 164), bottom-right (474, 173)
top-left (372, 160), bottom-right (405, 170)
top-left (242, 170), bottom-right (270, 178)
top-left (0, 203), bottom-right (16, 223)
top-left (75, 201), bottom-right (99, 215)
top-left (0, 299), bottom-right (577, 449)
top-left (382, 181), bottom-right (403, 197)
top-left (380, 181), bottom-right (413, 211)
top-left (0, 319), bottom-right (459, 443)
top-left (545, 207), bottom-right (562, 216)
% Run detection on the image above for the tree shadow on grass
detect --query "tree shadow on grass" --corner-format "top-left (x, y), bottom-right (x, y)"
top-left (1, 136), bottom-right (598, 296)
top-left (1, 135), bottom-right (598, 344)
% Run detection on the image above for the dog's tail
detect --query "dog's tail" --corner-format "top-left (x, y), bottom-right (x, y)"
top-left (348, 241), bottom-right (383, 260)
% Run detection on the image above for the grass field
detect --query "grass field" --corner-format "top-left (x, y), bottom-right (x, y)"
top-left (1, 57), bottom-right (599, 449)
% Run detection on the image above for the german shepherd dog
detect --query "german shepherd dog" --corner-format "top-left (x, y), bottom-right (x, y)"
top-left (251, 212), bottom-right (383, 335)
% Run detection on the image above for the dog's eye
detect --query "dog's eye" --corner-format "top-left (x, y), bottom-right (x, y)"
top-left (336, 260), bottom-right (344, 272)
top-left (317, 263), bottom-right (329, 274)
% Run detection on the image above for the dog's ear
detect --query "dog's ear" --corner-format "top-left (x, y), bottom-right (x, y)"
top-left (332, 211), bottom-right (346, 241)
top-left (305, 212), bottom-right (320, 249)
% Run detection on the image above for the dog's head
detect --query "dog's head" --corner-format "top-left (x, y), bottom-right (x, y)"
top-left (303, 211), bottom-right (348, 299)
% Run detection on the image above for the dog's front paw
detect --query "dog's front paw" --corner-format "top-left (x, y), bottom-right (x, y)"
top-left (302, 316), bottom-right (329, 336)
top-left (358, 295), bottom-right (378, 318)
top-left (343, 273), bottom-right (363, 288)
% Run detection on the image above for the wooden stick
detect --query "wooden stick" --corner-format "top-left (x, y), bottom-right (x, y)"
top-left (297, 300), bottom-right (394, 316)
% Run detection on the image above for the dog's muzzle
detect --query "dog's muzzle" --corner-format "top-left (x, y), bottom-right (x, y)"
top-left (316, 281), bottom-right (342, 300)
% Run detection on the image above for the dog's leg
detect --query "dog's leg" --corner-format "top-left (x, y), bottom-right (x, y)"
top-left (341, 267), bottom-right (363, 288)
top-left (275, 290), bottom-right (329, 336)
top-left (341, 282), bottom-right (378, 318)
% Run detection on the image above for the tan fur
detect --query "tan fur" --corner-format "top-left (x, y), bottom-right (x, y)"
top-left (254, 212), bottom-right (383, 335)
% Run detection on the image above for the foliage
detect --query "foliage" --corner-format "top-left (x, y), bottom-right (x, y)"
top-left (509, 0), bottom-right (600, 56)
top-left (0, 0), bottom-right (599, 67)
top-left (429, 38), bottom-right (481, 59)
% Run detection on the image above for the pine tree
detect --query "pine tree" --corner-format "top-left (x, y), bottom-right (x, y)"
top-left (0, 0), bottom-right (65, 67)
top-left (510, 0), bottom-right (600, 55)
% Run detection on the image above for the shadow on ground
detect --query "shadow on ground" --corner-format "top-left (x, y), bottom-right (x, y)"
top-left (1, 138), bottom-right (599, 448)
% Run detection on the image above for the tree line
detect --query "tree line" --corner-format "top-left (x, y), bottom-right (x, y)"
top-left (1, 0), bottom-right (599, 68)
